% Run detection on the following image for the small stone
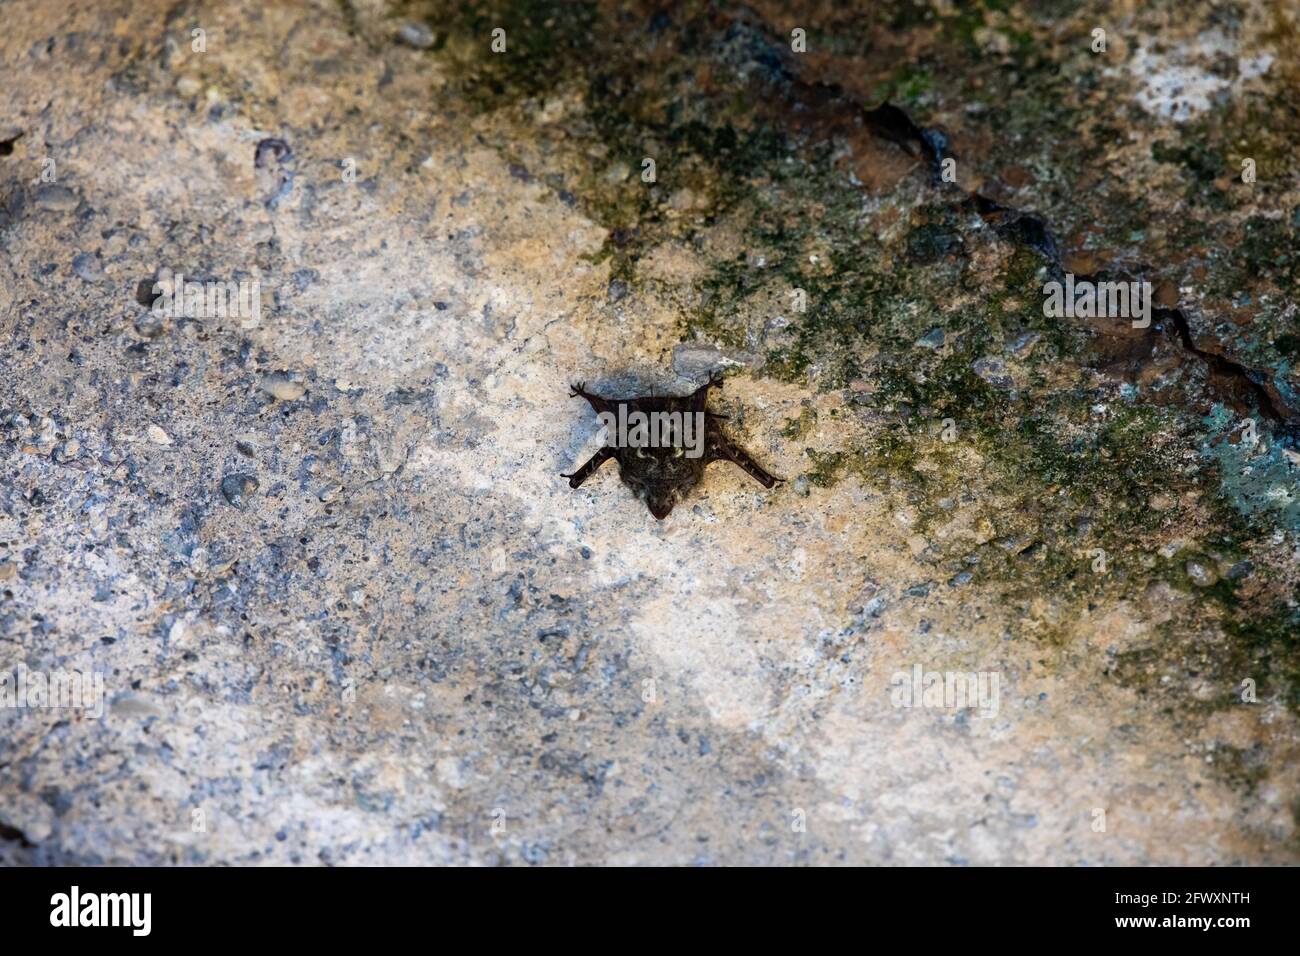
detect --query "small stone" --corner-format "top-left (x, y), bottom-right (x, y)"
top-left (667, 187), bottom-right (700, 211)
top-left (396, 22), bottom-right (435, 49)
top-left (1186, 560), bottom-right (1217, 587)
top-left (1008, 331), bottom-right (1041, 357)
top-left (972, 356), bottom-right (1013, 389)
top-left (764, 314), bottom-right (791, 335)
top-left (1226, 560), bottom-right (1253, 580)
top-left (72, 252), bottom-right (104, 283)
top-left (221, 473), bottom-right (259, 508)
top-left (260, 371), bottom-right (306, 401)
top-left (34, 184), bottom-right (79, 211)
top-left (916, 327), bottom-right (945, 349)
top-left (133, 312), bottom-right (167, 338)
top-left (4, 412), bottom-right (32, 439)
top-left (603, 161), bottom-right (631, 184)
top-left (31, 415), bottom-right (58, 448)
top-left (670, 342), bottom-right (754, 380)
top-left (147, 424), bottom-right (173, 445)
top-left (862, 595), bottom-right (887, 618)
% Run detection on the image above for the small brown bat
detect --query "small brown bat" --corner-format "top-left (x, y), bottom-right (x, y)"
top-left (561, 372), bottom-right (781, 519)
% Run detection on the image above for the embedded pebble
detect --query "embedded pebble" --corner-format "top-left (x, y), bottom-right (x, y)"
top-left (1186, 560), bottom-right (1218, 587)
top-left (916, 327), bottom-right (945, 349)
top-left (1008, 331), bottom-right (1042, 357)
top-left (72, 252), bottom-right (104, 282)
top-left (972, 356), bottom-right (1013, 389)
top-left (260, 371), bottom-right (306, 401)
top-left (396, 22), bottom-right (435, 49)
top-left (134, 312), bottom-right (167, 338)
top-left (34, 184), bottom-right (78, 211)
top-left (220, 473), bottom-right (259, 508)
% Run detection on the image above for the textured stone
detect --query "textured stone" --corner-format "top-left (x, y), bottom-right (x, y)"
top-left (0, 0), bottom-right (1296, 867)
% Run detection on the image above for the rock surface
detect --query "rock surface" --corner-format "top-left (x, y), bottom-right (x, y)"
top-left (1, 0), bottom-right (1297, 864)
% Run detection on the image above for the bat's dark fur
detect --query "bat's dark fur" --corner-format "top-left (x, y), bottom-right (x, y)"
top-left (561, 373), bottom-right (781, 519)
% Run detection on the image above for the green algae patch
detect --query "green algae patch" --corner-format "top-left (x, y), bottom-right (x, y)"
top-left (781, 407), bottom-right (818, 440)
top-left (420, 0), bottom-right (598, 104)
top-left (801, 448), bottom-right (853, 489)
